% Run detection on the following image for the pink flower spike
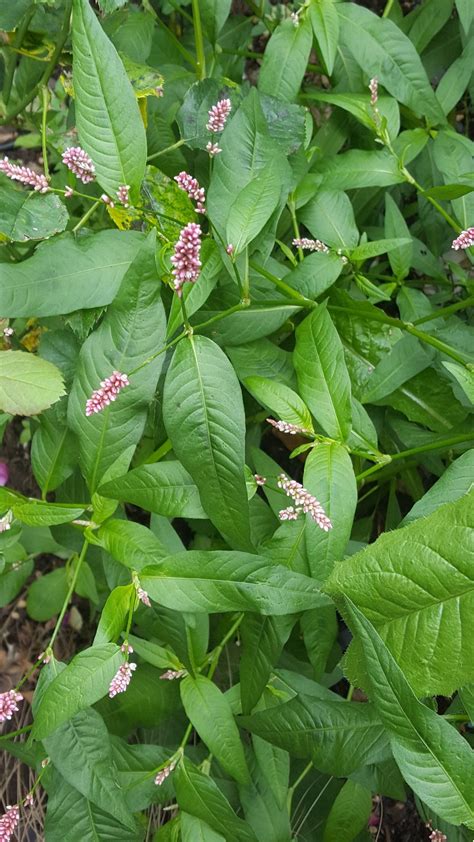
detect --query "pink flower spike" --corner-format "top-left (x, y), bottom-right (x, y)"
top-left (206, 141), bottom-right (221, 156)
top-left (278, 473), bottom-right (332, 531)
top-left (117, 185), bottom-right (130, 207)
top-left (62, 146), bottom-right (95, 183)
top-left (85, 371), bottom-right (129, 416)
top-left (0, 690), bottom-right (23, 723)
top-left (452, 227), bottom-right (474, 250)
top-left (154, 759), bottom-right (177, 786)
top-left (174, 171), bottom-right (206, 214)
top-left (267, 418), bottom-right (312, 436)
top-left (0, 805), bottom-right (20, 842)
top-left (292, 237), bottom-right (329, 254)
top-left (137, 586), bottom-right (151, 607)
top-left (0, 157), bottom-right (49, 193)
top-left (207, 98), bottom-right (232, 133)
top-left (171, 222), bottom-right (202, 297)
top-left (369, 77), bottom-right (378, 106)
top-left (108, 661), bottom-right (136, 698)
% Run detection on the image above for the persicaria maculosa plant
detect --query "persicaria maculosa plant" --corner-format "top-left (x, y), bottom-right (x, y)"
top-left (0, 0), bottom-right (473, 840)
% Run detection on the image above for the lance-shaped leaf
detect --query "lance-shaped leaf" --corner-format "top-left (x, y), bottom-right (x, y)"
top-left (99, 461), bottom-right (207, 519)
top-left (323, 779), bottom-right (372, 842)
top-left (93, 519), bottom-right (168, 571)
top-left (239, 692), bottom-right (389, 776)
top-left (244, 376), bottom-right (313, 433)
top-left (68, 231), bottom-right (166, 492)
top-left (343, 599), bottom-right (474, 829)
top-left (226, 164), bottom-right (281, 255)
top-left (402, 450), bottom-right (474, 525)
top-left (0, 351), bottom-right (65, 416)
top-left (326, 492), bottom-right (474, 696)
top-left (12, 500), bottom-right (85, 527)
top-left (309, 0), bottom-right (340, 75)
top-left (32, 644), bottom-right (123, 740)
top-left (181, 675), bottom-right (250, 784)
top-left (240, 614), bottom-right (295, 714)
top-left (31, 402), bottom-right (78, 494)
top-left (140, 551), bottom-right (329, 614)
top-left (259, 16), bottom-right (313, 102)
top-left (163, 335), bottom-right (252, 551)
top-left (294, 305), bottom-right (352, 441)
top-left (72, 0), bottom-right (146, 196)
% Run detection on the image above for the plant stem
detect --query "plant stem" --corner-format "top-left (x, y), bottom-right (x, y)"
top-left (72, 199), bottom-right (101, 232)
top-left (191, 0), bottom-right (206, 79)
top-left (0, 724), bottom-right (32, 740)
top-left (180, 295), bottom-right (192, 332)
top-left (2, 6), bottom-right (36, 107)
top-left (356, 432), bottom-right (474, 482)
top-left (144, 439), bottom-right (173, 464)
top-left (412, 296), bottom-right (474, 325)
top-left (128, 331), bottom-right (186, 376)
top-left (287, 761), bottom-right (314, 813)
top-left (1, 0), bottom-right (72, 124)
top-left (49, 540), bottom-right (89, 650)
top-left (41, 86), bottom-right (50, 179)
top-left (288, 198), bottom-right (303, 262)
top-left (403, 168), bottom-right (461, 233)
top-left (249, 260), bottom-right (316, 309)
top-left (146, 137), bottom-right (187, 163)
top-left (383, 0), bottom-right (395, 16)
top-left (207, 613), bottom-right (244, 681)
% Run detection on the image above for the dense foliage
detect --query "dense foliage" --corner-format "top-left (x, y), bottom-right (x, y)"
top-left (0, 0), bottom-right (473, 840)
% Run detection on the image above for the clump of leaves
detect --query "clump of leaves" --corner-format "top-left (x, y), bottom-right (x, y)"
top-left (0, 0), bottom-right (473, 840)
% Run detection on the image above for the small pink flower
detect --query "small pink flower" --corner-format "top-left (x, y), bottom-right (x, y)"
top-left (3, 327), bottom-right (14, 338)
top-left (101, 193), bottom-right (115, 208)
top-left (206, 141), bottom-right (221, 156)
top-left (254, 474), bottom-right (266, 486)
top-left (41, 758), bottom-right (49, 769)
top-left (154, 759), bottom-right (177, 786)
top-left (226, 243), bottom-right (234, 256)
top-left (0, 462), bottom-right (8, 486)
top-left (85, 371), bottom-right (129, 416)
top-left (207, 98), bottom-right (231, 133)
top-left (62, 146), bottom-right (95, 184)
top-left (155, 85), bottom-right (164, 97)
top-left (174, 171), bottom-right (206, 214)
top-left (452, 227), bottom-right (474, 250)
top-left (290, 11), bottom-right (299, 25)
top-left (0, 157), bottom-right (48, 193)
top-left (267, 418), bottom-right (312, 436)
top-left (0, 804), bottom-right (19, 841)
top-left (108, 661), bottom-right (136, 698)
top-left (369, 77), bottom-right (378, 106)
top-left (116, 185), bottom-right (130, 207)
top-left (0, 690), bottom-right (23, 723)
top-left (23, 794), bottom-right (34, 808)
top-left (278, 473), bottom-right (332, 531)
top-left (170, 222), bottom-right (202, 297)
top-left (64, 186), bottom-right (74, 198)
top-left (292, 237), bottom-right (329, 254)
top-left (120, 643), bottom-right (133, 654)
top-left (428, 831), bottom-right (447, 842)
top-left (160, 669), bottom-right (187, 680)
top-left (0, 511), bottom-right (13, 533)
top-left (137, 586), bottom-right (151, 607)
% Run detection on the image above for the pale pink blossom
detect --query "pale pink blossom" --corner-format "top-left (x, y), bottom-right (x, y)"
top-left (226, 244), bottom-right (234, 256)
top-left (206, 141), bottom-right (221, 156)
top-left (428, 831), bottom-right (447, 842)
top-left (62, 146), bottom-right (95, 184)
top-left (23, 794), bottom-right (34, 808)
top-left (154, 758), bottom-right (177, 786)
top-left (85, 371), bottom-right (129, 416)
top-left (174, 171), bottom-right (206, 214)
top-left (160, 669), bottom-right (187, 681)
top-left (267, 418), bottom-right (312, 436)
top-left (0, 157), bottom-right (48, 193)
top-left (290, 11), bottom-right (299, 25)
top-left (0, 690), bottom-right (23, 723)
top-left (155, 85), bottom-right (164, 97)
top-left (64, 185), bottom-right (74, 198)
top-left (116, 185), bottom-right (130, 207)
top-left (207, 98), bottom-right (231, 133)
top-left (120, 643), bottom-right (133, 654)
top-left (369, 77), bottom-right (378, 106)
top-left (279, 506), bottom-right (300, 521)
top-left (0, 463), bottom-right (8, 486)
top-left (292, 237), bottom-right (329, 253)
top-left (0, 511), bottom-right (13, 533)
top-left (0, 804), bottom-right (19, 842)
top-left (108, 661), bottom-right (136, 698)
top-left (101, 193), bottom-right (115, 208)
top-left (254, 474), bottom-right (266, 486)
top-left (278, 473), bottom-right (332, 531)
top-left (137, 586), bottom-right (151, 607)
top-left (170, 222), bottom-right (202, 297)
top-left (3, 328), bottom-right (13, 338)
top-left (452, 227), bottom-right (474, 250)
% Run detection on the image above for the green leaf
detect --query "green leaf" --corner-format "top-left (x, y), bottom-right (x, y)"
top-left (442, 361), bottom-right (474, 405)
top-left (244, 376), bottom-right (313, 433)
top-left (94, 519), bottom-right (167, 571)
top-left (200, 0), bottom-right (232, 43)
top-left (349, 237), bottom-right (412, 261)
top-left (177, 79), bottom-right (232, 151)
top-left (11, 500), bottom-right (84, 527)
top-left (402, 449), bottom-right (474, 525)
top-left (91, 445), bottom-right (136, 525)
top-left (44, 708), bottom-right (136, 830)
top-left (239, 693), bottom-right (389, 776)
top-left (94, 584), bottom-right (134, 645)
top-left (436, 37), bottom-right (474, 115)
top-left (226, 165), bottom-right (281, 254)
top-left (407, 0), bottom-right (453, 53)
top-left (68, 231), bottom-right (166, 491)
top-left (253, 735), bottom-right (289, 812)
top-left (0, 230), bottom-right (144, 317)
top-left (304, 91), bottom-right (399, 139)
top-left (181, 675), bottom-right (250, 784)
top-left (140, 551), bottom-right (330, 614)
top-left (32, 643), bottom-right (123, 740)
top-left (309, 0), bottom-right (339, 75)
top-left (312, 150), bottom-right (404, 190)
top-left (228, 339), bottom-right (297, 391)
top-left (126, 634), bottom-right (182, 670)
top-left (0, 180), bottom-right (68, 242)
top-left (284, 252), bottom-right (343, 300)
top-left (181, 814), bottom-right (225, 842)
top-left (27, 568), bottom-right (69, 621)
top-left (337, 3), bottom-right (445, 125)
top-left (432, 131), bottom-right (474, 228)
top-left (163, 335), bottom-right (252, 551)
top-left (384, 194), bottom-right (413, 279)
top-left (259, 17), bottom-right (313, 103)
top-left (0, 0), bottom-right (32, 30)
top-left (323, 779), bottom-right (372, 842)
top-left (0, 351), bottom-right (65, 416)
top-left (31, 403), bottom-right (78, 495)
top-left (360, 335), bottom-right (433, 404)
top-left (72, 0), bottom-right (146, 195)
top-left (294, 305), bottom-right (352, 440)
top-left (99, 461), bottom-right (207, 519)
top-left (326, 492), bottom-right (474, 696)
top-left (455, 0), bottom-right (474, 35)
top-left (303, 442), bottom-right (357, 581)
top-left (343, 599), bottom-right (474, 829)
top-left (374, 368), bottom-right (469, 433)
top-left (424, 184), bottom-right (474, 200)
top-left (301, 604), bottom-right (339, 678)
top-left (240, 614), bottom-right (294, 714)
top-left (175, 759), bottom-right (258, 842)
top-left (298, 189), bottom-right (359, 249)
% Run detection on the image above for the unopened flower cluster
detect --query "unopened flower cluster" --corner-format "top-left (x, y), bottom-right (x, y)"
top-left (0, 804), bottom-right (19, 842)
top-left (0, 511), bottom-right (13, 533)
top-left (0, 690), bottom-right (23, 723)
top-left (278, 473), bottom-right (332, 531)
top-left (267, 418), bottom-right (311, 436)
top-left (293, 237), bottom-right (329, 254)
top-left (108, 661), bottom-right (136, 698)
top-left (452, 227), bottom-right (474, 250)
top-left (160, 669), bottom-right (187, 681)
top-left (171, 222), bottom-right (202, 296)
top-left (369, 77), bottom-right (378, 106)
top-left (206, 97), bottom-right (232, 155)
top-left (174, 171), bottom-right (206, 213)
top-left (85, 371), bottom-right (129, 416)
top-left (154, 758), bottom-right (177, 786)
top-left (0, 157), bottom-right (48, 192)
